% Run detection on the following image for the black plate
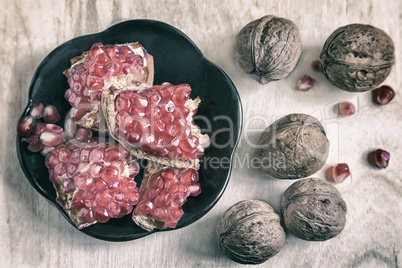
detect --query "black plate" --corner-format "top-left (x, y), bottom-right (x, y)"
top-left (16, 20), bottom-right (243, 241)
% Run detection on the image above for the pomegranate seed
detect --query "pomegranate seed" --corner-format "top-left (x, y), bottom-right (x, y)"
top-left (67, 164), bottom-right (78, 177)
top-left (54, 162), bottom-right (67, 176)
top-left (75, 128), bottom-right (93, 142)
top-left (27, 135), bottom-right (43, 152)
top-left (101, 166), bottom-right (119, 183)
top-left (88, 148), bottom-right (105, 162)
top-left (58, 148), bottom-right (71, 162)
top-left (79, 208), bottom-right (95, 223)
top-left (45, 151), bottom-right (59, 169)
top-left (69, 108), bottom-right (87, 121)
top-left (40, 131), bottom-right (62, 147)
top-left (373, 149), bottom-right (390, 168)
top-left (89, 162), bottom-right (104, 178)
top-left (375, 85), bottom-right (395, 105)
top-left (172, 84), bottom-right (191, 106)
top-left (94, 207), bottom-right (109, 223)
top-left (17, 116), bottom-right (35, 137)
top-left (74, 172), bottom-right (94, 191)
top-left (311, 60), bottom-right (322, 72)
top-left (297, 75), bottom-right (316, 91)
top-left (30, 103), bottom-right (44, 119)
top-left (332, 163), bottom-right (351, 183)
top-left (42, 105), bottom-right (61, 123)
top-left (148, 91), bottom-right (161, 105)
top-left (338, 101), bottom-right (356, 116)
top-left (89, 43), bottom-right (105, 59)
top-left (45, 124), bottom-right (63, 133)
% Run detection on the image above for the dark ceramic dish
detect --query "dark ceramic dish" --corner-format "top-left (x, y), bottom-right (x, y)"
top-left (16, 20), bottom-right (243, 241)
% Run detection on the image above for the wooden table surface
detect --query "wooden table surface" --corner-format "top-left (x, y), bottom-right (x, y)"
top-left (1, 0), bottom-right (401, 267)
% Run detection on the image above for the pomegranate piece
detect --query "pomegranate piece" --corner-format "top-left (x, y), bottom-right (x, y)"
top-left (132, 162), bottom-right (201, 231)
top-left (42, 105), bottom-right (61, 123)
top-left (102, 83), bottom-right (210, 170)
top-left (46, 142), bottom-right (141, 229)
top-left (297, 75), bottom-right (316, 91)
top-left (63, 42), bottom-right (154, 129)
top-left (374, 85), bottom-right (395, 105)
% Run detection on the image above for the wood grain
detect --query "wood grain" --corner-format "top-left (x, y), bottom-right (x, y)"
top-left (1, 0), bottom-right (401, 267)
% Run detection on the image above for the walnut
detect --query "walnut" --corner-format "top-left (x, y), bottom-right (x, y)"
top-left (234, 15), bottom-right (302, 84)
top-left (320, 23), bottom-right (395, 92)
top-left (254, 113), bottom-right (329, 179)
top-left (216, 200), bottom-right (286, 264)
top-left (281, 178), bottom-right (347, 241)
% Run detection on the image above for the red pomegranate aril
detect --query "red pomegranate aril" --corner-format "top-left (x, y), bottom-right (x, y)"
top-left (40, 131), bottom-right (62, 147)
top-left (33, 123), bottom-right (47, 135)
top-left (89, 163), bottom-right (104, 178)
top-left (88, 148), bottom-right (105, 162)
top-left (30, 103), bottom-right (44, 119)
top-left (111, 160), bottom-right (125, 175)
top-left (168, 206), bottom-right (184, 221)
top-left (297, 75), bottom-right (316, 91)
top-left (42, 105), bottom-right (61, 123)
top-left (311, 59), bottom-right (322, 72)
top-left (158, 84), bottom-right (175, 99)
top-left (373, 149), bottom-right (390, 168)
top-left (126, 132), bottom-right (140, 145)
top-left (332, 163), bottom-right (351, 183)
top-left (79, 208), bottom-right (95, 223)
top-left (67, 164), bottom-right (78, 177)
top-left (102, 166), bottom-right (119, 183)
top-left (172, 84), bottom-right (191, 106)
top-left (93, 207), bottom-right (109, 223)
top-left (71, 192), bottom-right (85, 210)
top-left (148, 91), bottom-right (161, 105)
top-left (338, 101), bottom-right (356, 116)
top-left (89, 43), bottom-right (105, 59)
top-left (187, 184), bottom-right (201, 196)
top-left (75, 128), bottom-right (93, 142)
top-left (375, 85), bottom-right (395, 105)
top-left (58, 148), bottom-right (71, 162)
top-left (54, 162), bottom-right (67, 177)
top-left (45, 124), bottom-right (63, 133)
top-left (181, 169), bottom-right (199, 184)
top-left (27, 135), bottom-right (43, 152)
top-left (147, 106), bottom-right (162, 120)
top-left (132, 95), bottom-right (148, 107)
top-left (161, 100), bottom-right (176, 113)
top-left (115, 97), bottom-right (130, 112)
top-left (174, 107), bottom-right (190, 118)
top-left (105, 147), bottom-right (128, 162)
top-left (70, 149), bottom-right (81, 164)
top-left (17, 116), bottom-right (35, 137)
top-left (130, 107), bottom-right (146, 117)
top-left (126, 160), bottom-right (140, 176)
top-left (45, 151), bottom-right (59, 169)
top-left (74, 172), bottom-right (94, 191)
top-left (161, 114), bottom-right (174, 125)
top-left (72, 82), bottom-right (83, 95)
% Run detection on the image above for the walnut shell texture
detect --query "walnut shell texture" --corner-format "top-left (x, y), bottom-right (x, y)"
top-left (281, 178), bottom-right (347, 241)
top-left (255, 113), bottom-right (329, 179)
top-left (217, 200), bottom-right (286, 264)
top-left (234, 15), bottom-right (302, 84)
top-left (320, 23), bottom-right (395, 92)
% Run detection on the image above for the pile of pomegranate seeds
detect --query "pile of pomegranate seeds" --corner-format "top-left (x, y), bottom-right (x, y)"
top-left (297, 75), bottom-right (316, 91)
top-left (133, 168), bottom-right (201, 229)
top-left (64, 43), bottom-right (147, 123)
top-left (331, 163), bottom-right (351, 183)
top-left (338, 101), bottom-right (356, 116)
top-left (17, 104), bottom-right (66, 155)
top-left (114, 83), bottom-right (205, 160)
top-left (46, 142), bottom-right (141, 227)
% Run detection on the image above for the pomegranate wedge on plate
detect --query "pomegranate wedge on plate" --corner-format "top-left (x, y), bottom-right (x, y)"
top-left (45, 140), bottom-right (141, 229)
top-left (63, 42), bottom-right (154, 130)
top-left (102, 83), bottom-right (211, 170)
top-left (133, 162), bottom-right (201, 231)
